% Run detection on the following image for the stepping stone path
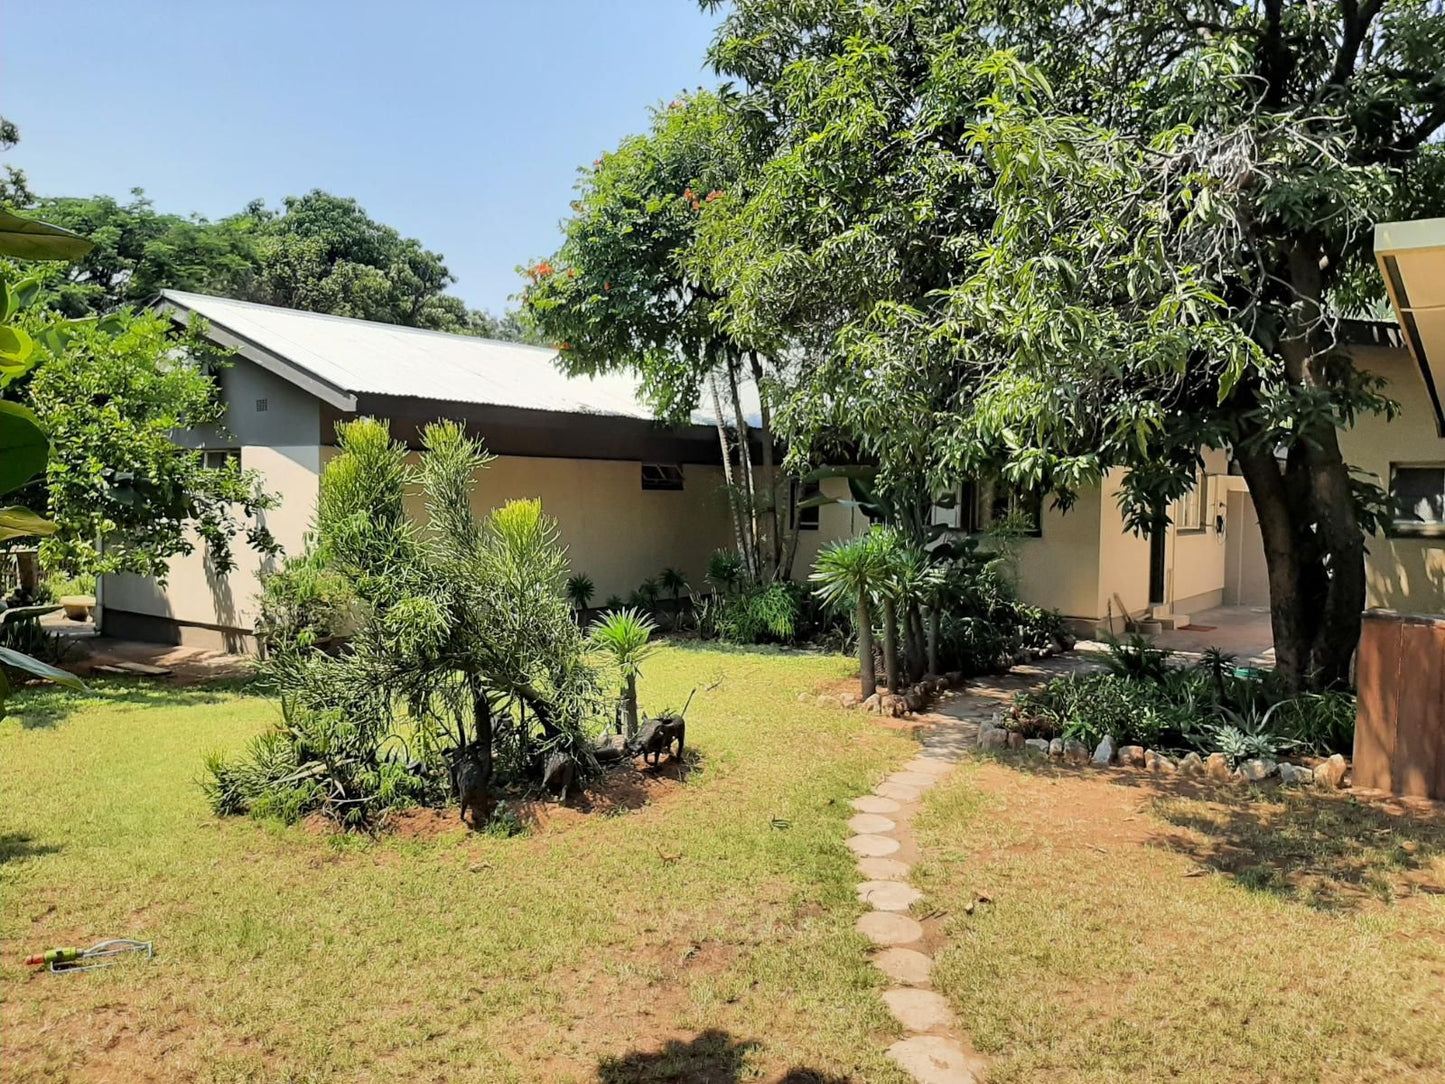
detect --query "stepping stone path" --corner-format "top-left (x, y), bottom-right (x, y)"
top-left (847, 699), bottom-right (998, 1083)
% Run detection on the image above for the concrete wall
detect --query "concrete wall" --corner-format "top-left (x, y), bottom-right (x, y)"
top-left (102, 444), bottom-right (322, 648)
top-left (1340, 345), bottom-right (1445, 614)
top-left (404, 453), bottom-right (739, 604)
top-left (789, 476), bottom-right (870, 580)
top-left (1014, 488), bottom-right (1103, 622)
top-left (181, 355), bottom-right (323, 449)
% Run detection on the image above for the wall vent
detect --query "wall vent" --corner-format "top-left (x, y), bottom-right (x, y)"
top-left (255, 398), bottom-right (268, 413)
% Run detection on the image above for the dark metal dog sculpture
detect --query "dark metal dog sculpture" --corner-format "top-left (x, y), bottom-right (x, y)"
top-left (629, 688), bottom-right (694, 766)
top-left (542, 750), bottom-right (579, 800)
top-left (451, 744), bottom-right (490, 828)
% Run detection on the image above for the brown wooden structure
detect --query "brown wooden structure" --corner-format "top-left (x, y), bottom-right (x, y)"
top-left (1354, 610), bottom-right (1445, 799)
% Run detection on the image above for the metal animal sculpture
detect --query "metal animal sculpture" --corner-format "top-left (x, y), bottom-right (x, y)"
top-left (630, 688), bottom-right (694, 766)
top-left (450, 744), bottom-right (490, 828)
top-left (542, 750), bottom-right (579, 800)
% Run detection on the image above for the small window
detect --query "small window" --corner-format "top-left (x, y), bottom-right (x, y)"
top-left (792, 479), bottom-right (821, 531)
top-left (1389, 464), bottom-right (1445, 536)
top-left (202, 449), bottom-right (241, 470)
top-left (641, 463), bottom-right (684, 491)
top-left (255, 398), bottom-right (269, 413)
top-left (1172, 471), bottom-right (1207, 532)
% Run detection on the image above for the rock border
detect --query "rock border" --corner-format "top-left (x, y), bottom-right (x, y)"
top-left (975, 720), bottom-right (1350, 789)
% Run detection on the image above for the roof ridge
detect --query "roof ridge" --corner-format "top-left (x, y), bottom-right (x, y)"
top-left (157, 289), bottom-right (558, 356)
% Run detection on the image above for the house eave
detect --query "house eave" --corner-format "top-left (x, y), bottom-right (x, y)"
top-left (1375, 218), bottom-right (1445, 436)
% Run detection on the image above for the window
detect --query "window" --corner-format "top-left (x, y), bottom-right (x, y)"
top-left (202, 449), bottom-right (240, 470)
top-left (641, 463), bottom-right (684, 491)
top-left (1389, 464), bottom-right (1445, 536)
top-left (792, 479), bottom-right (821, 531)
top-left (255, 397), bottom-right (269, 413)
top-left (955, 479), bottom-right (1043, 537)
top-left (1172, 471), bottom-right (1207, 532)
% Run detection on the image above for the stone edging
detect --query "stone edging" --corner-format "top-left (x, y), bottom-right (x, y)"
top-left (976, 720), bottom-right (1350, 789)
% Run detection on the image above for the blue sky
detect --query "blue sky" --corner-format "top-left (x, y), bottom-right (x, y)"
top-left (1, 1), bottom-right (723, 314)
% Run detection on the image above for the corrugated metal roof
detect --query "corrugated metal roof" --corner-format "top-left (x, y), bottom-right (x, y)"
top-left (157, 290), bottom-right (758, 427)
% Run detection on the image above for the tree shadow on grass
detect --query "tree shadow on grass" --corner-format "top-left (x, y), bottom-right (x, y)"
top-left (595, 1028), bottom-right (852, 1083)
top-left (0, 832), bottom-right (61, 865)
top-left (4, 675), bottom-right (258, 730)
top-left (986, 749), bottom-right (1445, 911)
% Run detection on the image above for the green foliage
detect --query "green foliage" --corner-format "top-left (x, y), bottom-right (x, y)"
top-left (12, 304), bottom-right (277, 577)
top-left (707, 580), bottom-right (803, 645)
top-left (17, 187), bottom-right (536, 339)
top-left (565, 573), bottom-right (595, 611)
top-left (705, 549), bottom-right (745, 593)
top-left (255, 549), bottom-right (356, 653)
top-left (589, 608), bottom-right (658, 678)
top-left (1010, 655), bottom-right (1356, 756)
top-left (209, 418), bottom-right (600, 826)
top-left (1100, 634), bottom-right (1174, 683)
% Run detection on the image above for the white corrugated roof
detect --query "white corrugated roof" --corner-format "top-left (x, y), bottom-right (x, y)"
top-left (157, 290), bottom-right (758, 427)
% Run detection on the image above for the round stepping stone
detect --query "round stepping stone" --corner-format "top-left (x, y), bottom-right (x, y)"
top-left (857, 880), bottom-right (923, 911)
top-left (857, 856), bottom-right (911, 880)
top-left (851, 795), bottom-right (901, 814)
top-left (847, 813), bottom-right (897, 835)
top-left (903, 759), bottom-right (953, 777)
top-left (884, 988), bottom-right (954, 1032)
top-left (856, 911), bottom-right (923, 946)
top-left (887, 1036), bottom-right (986, 1084)
top-left (872, 947), bottom-right (932, 986)
top-left (889, 771), bottom-right (939, 788)
top-left (846, 833), bottom-right (900, 857)
top-left (876, 781), bottom-right (923, 802)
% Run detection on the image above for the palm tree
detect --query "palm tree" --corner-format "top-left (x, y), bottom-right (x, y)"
top-left (659, 566), bottom-right (689, 628)
top-left (589, 607), bottom-right (657, 739)
top-left (811, 531), bottom-right (888, 698)
top-left (565, 573), bottom-right (595, 615)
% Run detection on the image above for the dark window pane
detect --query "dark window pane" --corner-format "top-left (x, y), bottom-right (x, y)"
top-left (1391, 466), bottom-right (1445, 525)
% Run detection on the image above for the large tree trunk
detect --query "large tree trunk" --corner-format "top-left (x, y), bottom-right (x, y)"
top-left (747, 351), bottom-right (781, 579)
top-left (855, 595), bottom-right (877, 698)
top-left (725, 356), bottom-right (760, 578)
top-left (710, 374), bottom-right (751, 575)
top-left (1235, 243), bottom-right (1368, 692)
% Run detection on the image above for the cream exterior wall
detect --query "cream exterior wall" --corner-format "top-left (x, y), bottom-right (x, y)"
top-left (788, 477), bottom-right (870, 580)
top-left (1014, 487), bottom-right (1103, 621)
top-left (400, 453), bottom-right (737, 604)
top-left (101, 445), bottom-right (322, 643)
top-left (1339, 345), bottom-right (1445, 614)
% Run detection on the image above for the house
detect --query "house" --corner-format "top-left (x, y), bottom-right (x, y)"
top-left (100, 291), bottom-right (849, 651)
top-left (107, 218), bottom-right (1445, 651)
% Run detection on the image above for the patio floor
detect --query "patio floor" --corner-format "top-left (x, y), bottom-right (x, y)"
top-left (1081, 605), bottom-right (1275, 668)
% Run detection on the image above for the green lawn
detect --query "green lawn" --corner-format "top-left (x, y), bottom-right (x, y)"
top-left (912, 756), bottom-right (1445, 1084)
top-left (2, 645), bottom-right (915, 1084)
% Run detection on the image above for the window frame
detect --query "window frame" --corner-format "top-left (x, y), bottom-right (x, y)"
top-left (201, 448), bottom-right (241, 471)
top-left (1172, 470), bottom-right (1208, 533)
top-left (791, 479), bottom-right (821, 531)
top-left (640, 463), bottom-right (685, 492)
top-left (954, 479), bottom-right (1043, 538)
top-left (1387, 462), bottom-right (1445, 538)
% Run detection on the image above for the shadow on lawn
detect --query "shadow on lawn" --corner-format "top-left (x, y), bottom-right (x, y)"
top-left (988, 750), bottom-right (1445, 911)
top-left (596, 1028), bottom-right (852, 1083)
top-left (0, 832), bottom-right (61, 865)
top-left (4, 675), bottom-right (257, 730)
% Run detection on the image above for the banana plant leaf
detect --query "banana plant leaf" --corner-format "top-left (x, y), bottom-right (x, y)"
top-left (0, 401), bottom-right (49, 495)
top-left (0, 505), bottom-right (55, 542)
top-left (0, 646), bottom-right (86, 691)
top-left (0, 209), bottom-right (94, 261)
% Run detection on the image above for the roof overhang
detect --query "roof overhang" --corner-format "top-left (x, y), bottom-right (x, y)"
top-left (151, 293), bottom-right (360, 413)
top-left (1376, 218), bottom-right (1445, 435)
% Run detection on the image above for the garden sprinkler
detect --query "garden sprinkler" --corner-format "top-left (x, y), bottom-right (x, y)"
top-left (24, 939), bottom-right (153, 974)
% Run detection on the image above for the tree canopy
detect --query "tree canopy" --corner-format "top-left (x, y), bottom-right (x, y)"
top-left (691, 0), bottom-right (1445, 689)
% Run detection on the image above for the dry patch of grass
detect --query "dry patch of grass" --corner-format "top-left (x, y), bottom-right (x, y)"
top-left (913, 758), bottom-right (1445, 1083)
top-left (1, 645), bottom-right (916, 1083)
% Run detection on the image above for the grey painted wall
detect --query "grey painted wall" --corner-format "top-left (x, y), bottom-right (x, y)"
top-left (181, 354), bottom-right (322, 449)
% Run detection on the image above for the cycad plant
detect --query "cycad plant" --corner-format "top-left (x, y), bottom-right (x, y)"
top-left (590, 607), bottom-right (657, 739)
top-left (659, 566), bottom-right (689, 628)
top-left (811, 530), bottom-right (888, 698)
top-left (566, 573), bottom-right (595, 615)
